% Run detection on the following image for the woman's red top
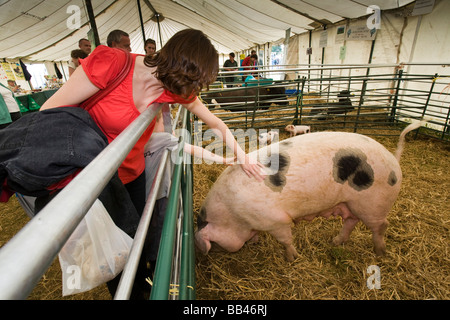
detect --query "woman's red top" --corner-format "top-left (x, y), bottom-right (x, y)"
top-left (81, 45), bottom-right (194, 184)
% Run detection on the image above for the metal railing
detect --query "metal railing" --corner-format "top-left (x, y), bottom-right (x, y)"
top-left (149, 106), bottom-right (195, 300)
top-left (0, 103), bottom-right (196, 300)
top-left (202, 63), bottom-right (450, 141)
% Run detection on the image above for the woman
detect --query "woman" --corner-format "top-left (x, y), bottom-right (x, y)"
top-left (144, 38), bottom-right (156, 56)
top-left (68, 49), bottom-right (88, 77)
top-left (41, 29), bottom-right (264, 215)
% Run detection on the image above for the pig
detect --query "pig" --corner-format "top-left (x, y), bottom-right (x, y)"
top-left (258, 131), bottom-right (279, 145)
top-left (285, 125), bottom-right (310, 137)
top-left (201, 85), bottom-right (286, 112)
top-left (309, 90), bottom-right (354, 119)
top-left (195, 122), bottom-right (422, 261)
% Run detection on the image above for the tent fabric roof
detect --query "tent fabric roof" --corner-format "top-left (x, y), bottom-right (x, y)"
top-left (0, 0), bottom-right (415, 62)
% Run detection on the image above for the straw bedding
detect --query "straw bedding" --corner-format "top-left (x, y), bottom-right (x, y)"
top-left (0, 126), bottom-right (448, 300)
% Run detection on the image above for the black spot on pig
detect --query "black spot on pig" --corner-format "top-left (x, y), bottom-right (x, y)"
top-left (388, 171), bottom-right (398, 186)
top-left (352, 170), bottom-right (372, 187)
top-left (336, 155), bottom-right (361, 181)
top-left (265, 152), bottom-right (290, 192)
top-left (333, 148), bottom-right (374, 191)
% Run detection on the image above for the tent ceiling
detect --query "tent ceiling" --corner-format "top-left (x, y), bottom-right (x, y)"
top-left (0, 0), bottom-right (415, 62)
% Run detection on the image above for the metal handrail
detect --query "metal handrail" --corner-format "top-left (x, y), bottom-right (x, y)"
top-left (0, 103), bottom-right (163, 299)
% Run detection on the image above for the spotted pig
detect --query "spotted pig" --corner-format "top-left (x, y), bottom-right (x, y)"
top-left (195, 122), bottom-right (421, 261)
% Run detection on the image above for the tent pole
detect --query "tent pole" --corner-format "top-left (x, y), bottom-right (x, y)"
top-left (137, 0), bottom-right (146, 44)
top-left (143, 0), bottom-right (163, 48)
top-left (366, 33), bottom-right (377, 76)
top-left (156, 14), bottom-right (163, 48)
top-left (60, 61), bottom-right (67, 82)
top-left (308, 30), bottom-right (312, 92)
top-left (84, 0), bottom-right (100, 47)
top-left (320, 25), bottom-right (326, 94)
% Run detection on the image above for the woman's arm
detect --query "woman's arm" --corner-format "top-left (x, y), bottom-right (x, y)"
top-left (183, 97), bottom-right (265, 181)
top-left (40, 66), bottom-right (99, 110)
top-left (183, 143), bottom-right (235, 164)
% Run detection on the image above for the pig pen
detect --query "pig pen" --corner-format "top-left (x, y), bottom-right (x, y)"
top-left (0, 128), bottom-right (448, 300)
top-left (192, 130), bottom-right (449, 300)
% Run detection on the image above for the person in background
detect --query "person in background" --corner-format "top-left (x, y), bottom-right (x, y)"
top-left (68, 49), bottom-right (88, 77)
top-left (223, 52), bottom-right (238, 87)
top-left (144, 38), bottom-right (156, 56)
top-left (241, 53), bottom-right (258, 82)
top-left (0, 83), bottom-right (22, 129)
top-left (78, 38), bottom-right (92, 55)
top-left (68, 39), bottom-right (91, 77)
top-left (107, 29), bottom-right (132, 52)
top-left (6, 80), bottom-right (23, 93)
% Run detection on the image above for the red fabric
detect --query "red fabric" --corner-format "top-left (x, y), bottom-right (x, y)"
top-left (241, 56), bottom-right (252, 67)
top-left (81, 45), bottom-right (195, 184)
top-left (0, 180), bottom-right (14, 202)
top-left (47, 169), bottom-right (82, 193)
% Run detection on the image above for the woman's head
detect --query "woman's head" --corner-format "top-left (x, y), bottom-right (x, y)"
top-left (71, 49), bottom-right (88, 67)
top-left (144, 29), bottom-right (218, 99)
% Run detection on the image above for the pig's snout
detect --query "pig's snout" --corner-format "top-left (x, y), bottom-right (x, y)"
top-left (195, 207), bottom-right (211, 254)
top-left (195, 228), bottom-right (212, 255)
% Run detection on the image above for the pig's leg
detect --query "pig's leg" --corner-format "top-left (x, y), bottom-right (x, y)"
top-left (333, 217), bottom-right (360, 246)
top-left (269, 225), bottom-right (298, 262)
top-left (365, 219), bottom-right (388, 256)
top-left (343, 202), bottom-right (389, 256)
top-left (332, 203), bottom-right (360, 245)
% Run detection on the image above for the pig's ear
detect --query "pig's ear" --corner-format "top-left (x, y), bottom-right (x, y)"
top-left (195, 230), bottom-right (212, 255)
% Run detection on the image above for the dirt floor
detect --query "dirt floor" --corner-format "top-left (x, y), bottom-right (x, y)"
top-left (0, 128), bottom-right (448, 300)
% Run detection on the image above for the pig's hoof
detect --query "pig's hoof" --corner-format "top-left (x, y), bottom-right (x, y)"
top-left (374, 245), bottom-right (386, 256)
top-left (285, 248), bottom-right (299, 262)
top-left (332, 235), bottom-right (345, 246)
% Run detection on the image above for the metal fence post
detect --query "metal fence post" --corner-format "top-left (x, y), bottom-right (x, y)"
top-left (390, 69), bottom-right (404, 121)
top-left (415, 73), bottom-right (438, 138)
top-left (150, 107), bottom-right (188, 300)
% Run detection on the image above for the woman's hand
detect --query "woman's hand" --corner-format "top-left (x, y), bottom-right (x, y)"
top-left (184, 98), bottom-right (266, 182)
top-left (239, 156), bottom-right (266, 182)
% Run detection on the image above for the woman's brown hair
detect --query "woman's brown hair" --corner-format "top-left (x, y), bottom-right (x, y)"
top-left (144, 29), bottom-right (218, 100)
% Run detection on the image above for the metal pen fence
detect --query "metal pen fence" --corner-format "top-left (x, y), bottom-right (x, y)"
top-left (204, 64), bottom-right (450, 142)
top-left (149, 106), bottom-right (196, 300)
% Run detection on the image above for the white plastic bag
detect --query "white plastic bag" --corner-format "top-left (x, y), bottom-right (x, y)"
top-left (59, 199), bottom-right (133, 296)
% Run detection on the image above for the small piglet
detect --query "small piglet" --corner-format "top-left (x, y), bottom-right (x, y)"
top-left (285, 125), bottom-right (310, 137)
top-left (258, 131), bottom-right (278, 145)
top-left (195, 122), bottom-right (421, 261)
